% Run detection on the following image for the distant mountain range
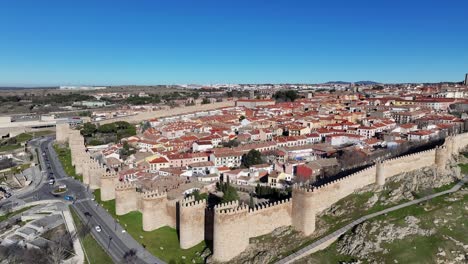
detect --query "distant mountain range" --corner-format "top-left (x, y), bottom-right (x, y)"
top-left (324, 81), bottom-right (381, 85)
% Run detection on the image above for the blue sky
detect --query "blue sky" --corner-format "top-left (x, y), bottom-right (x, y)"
top-left (1, 0), bottom-right (467, 86)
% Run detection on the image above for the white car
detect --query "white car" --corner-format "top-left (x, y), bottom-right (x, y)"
top-left (95, 225), bottom-right (102, 232)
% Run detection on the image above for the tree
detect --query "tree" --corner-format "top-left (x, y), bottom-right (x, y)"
top-left (249, 194), bottom-right (254, 208)
top-left (120, 141), bottom-right (136, 159)
top-left (217, 180), bottom-right (239, 203)
top-left (273, 90), bottom-right (299, 102)
top-left (222, 139), bottom-right (240, 148)
top-left (140, 121), bottom-right (151, 133)
top-left (123, 249), bottom-right (138, 264)
top-left (192, 189), bottom-right (208, 201)
top-left (80, 123), bottom-right (97, 137)
top-left (242, 149), bottom-right (263, 168)
top-left (47, 232), bottom-right (73, 264)
top-left (201, 98), bottom-right (210, 104)
top-left (239, 115), bottom-right (246, 122)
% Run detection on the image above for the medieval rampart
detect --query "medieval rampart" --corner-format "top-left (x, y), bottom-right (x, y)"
top-left (212, 133), bottom-right (468, 262)
top-left (115, 183), bottom-right (138, 215)
top-left (179, 199), bottom-right (207, 249)
top-left (212, 199), bottom-right (293, 261)
top-left (59, 122), bottom-right (468, 262)
top-left (96, 101), bottom-right (235, 125)
top-left (141, 191), bottom-right (176, 231)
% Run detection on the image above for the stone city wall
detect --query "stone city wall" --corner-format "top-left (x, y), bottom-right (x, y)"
top-left (115, 183), bottom-right (138, 215)
top-left (179, 198), bottom-right (207, 249)
top-left (96, 100), bottom-right (235, 125)
top-left (58, 123), bottom-right (120, 196)
top-left (212, 199), bottom-right (293, 261)
top-left (100, 171), bottom-right (118, 201)
top-left (212, 133), bottom-right (468, 262)
top-left (59, 121), bottom-right (468, 262)
top-left (141, 191), bottom-right (176, 231)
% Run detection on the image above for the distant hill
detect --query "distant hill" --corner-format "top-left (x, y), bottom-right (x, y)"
top-left (324, 81), bottom-right (380, 85)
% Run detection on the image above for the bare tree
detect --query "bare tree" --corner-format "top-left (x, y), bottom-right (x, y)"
top-left (122, 249), bottom-right (138, 264)
top-left (47, 232), bottom-right (73, 264)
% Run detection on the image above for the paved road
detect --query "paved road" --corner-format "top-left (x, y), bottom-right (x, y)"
top-left (276, 175), bottom-right (468, 264)
top-left (1, 136), bottom-right (165, 264)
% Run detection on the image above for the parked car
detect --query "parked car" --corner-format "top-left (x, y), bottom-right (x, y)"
top-left (95, 226), bottom-right (102, 232)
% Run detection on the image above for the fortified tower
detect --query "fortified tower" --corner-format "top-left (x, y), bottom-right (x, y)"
top-left (141, 191), bottom-right (173, 231)
top-left (81, 160), bottom-right (92, 185)
top-left (375, 160), bottom-right (385, 186)
top-left (115, 183), bottom-right (138, 215)
top-left (291, 186), bottom-right (316, 236)
top-left (444, 136), bottom-right (455, 157)
top-left (89, 163), bottom-right (105, 190)
top-left (100, 171), bottom-right (118, 201)
top-left (212, 202), bottom-right (249, 262)
top-left (55, 122), bottom-right (70, 143)
top-left (179, 198), bottom-right (207, 249)
top-left (435, 146), bottom-right (448, 174)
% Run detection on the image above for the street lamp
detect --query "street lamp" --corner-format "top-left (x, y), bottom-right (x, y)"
top-left (108, 236), bottom-right (113, 250)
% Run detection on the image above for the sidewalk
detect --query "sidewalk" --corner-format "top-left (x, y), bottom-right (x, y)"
top-left (62, 208), bottom-right (86, 264)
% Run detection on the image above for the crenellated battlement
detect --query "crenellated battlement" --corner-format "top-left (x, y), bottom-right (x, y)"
top-left (181, 199), bottom-right (206, 208)
top-left (216, 204), bottom-right (249, 215)
top-left (292, 185), bottom-right (314, 194)
top-left (141, 191), bottom-right (167, 200)
top-left (248, 198), bottom-right (291, 214)
top-left (180, 196), bottom-right (195, 205)
top-left (383, 148), bottom-right (436, 164)
top-left (115, 182), bottom-right (136, 191)
top-left (214, 200), bottom-right (239, 211)
top-left (101, 171), bottom-right (117, 179)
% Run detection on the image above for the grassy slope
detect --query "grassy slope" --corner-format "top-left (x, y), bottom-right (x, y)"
top-left (53, 144), bottom-right (82, 182)
top-left (303, 186), bottom-right (468, 264)
top-left (300, 158), bottom-right (468, 264)
top-left (0, 206), bottom-right (33, 222)
top-left (0, 144), bottom-right (22, 152)
top-left (70, 207), bottom-right (114, 264)
top-left (93, 189), bottom-right (207, 263)
top-left (268, 176), bottom-right (459, 263)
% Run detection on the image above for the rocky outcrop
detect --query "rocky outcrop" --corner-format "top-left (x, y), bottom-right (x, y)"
top-left (212, 155), bottom-right (465, 263)
top-left (337, 216), bottom-right (435, 260)
top-left (217, 226), bottom-right (307, 264)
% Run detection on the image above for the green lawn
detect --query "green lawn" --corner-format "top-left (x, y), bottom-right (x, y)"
top-left (70, 208), bottom-right (114, 264)
top-left (0, 206), bottom-right (33, 222)
top-left (7, 163), bottom-right (31, 174)
top-left (93, 189), bottom-right (207, 263)
top-left (0, 144), bottom-right (22, 152)
top-left (459, 163), bottom-right (468, 174)
top-left (15, 133), bottom-right (33, 143)
top-left (53, 144), bottom-right (83, 181)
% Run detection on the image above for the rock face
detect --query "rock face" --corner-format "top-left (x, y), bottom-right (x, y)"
top-left (211, 155), bottom-right (464, 263)
top-left (217, 226), bottom-right (306, 264)
top-left (337, 216), bottom-right (435, 260)
top-left (355, 160), bottom-right (462, 206)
